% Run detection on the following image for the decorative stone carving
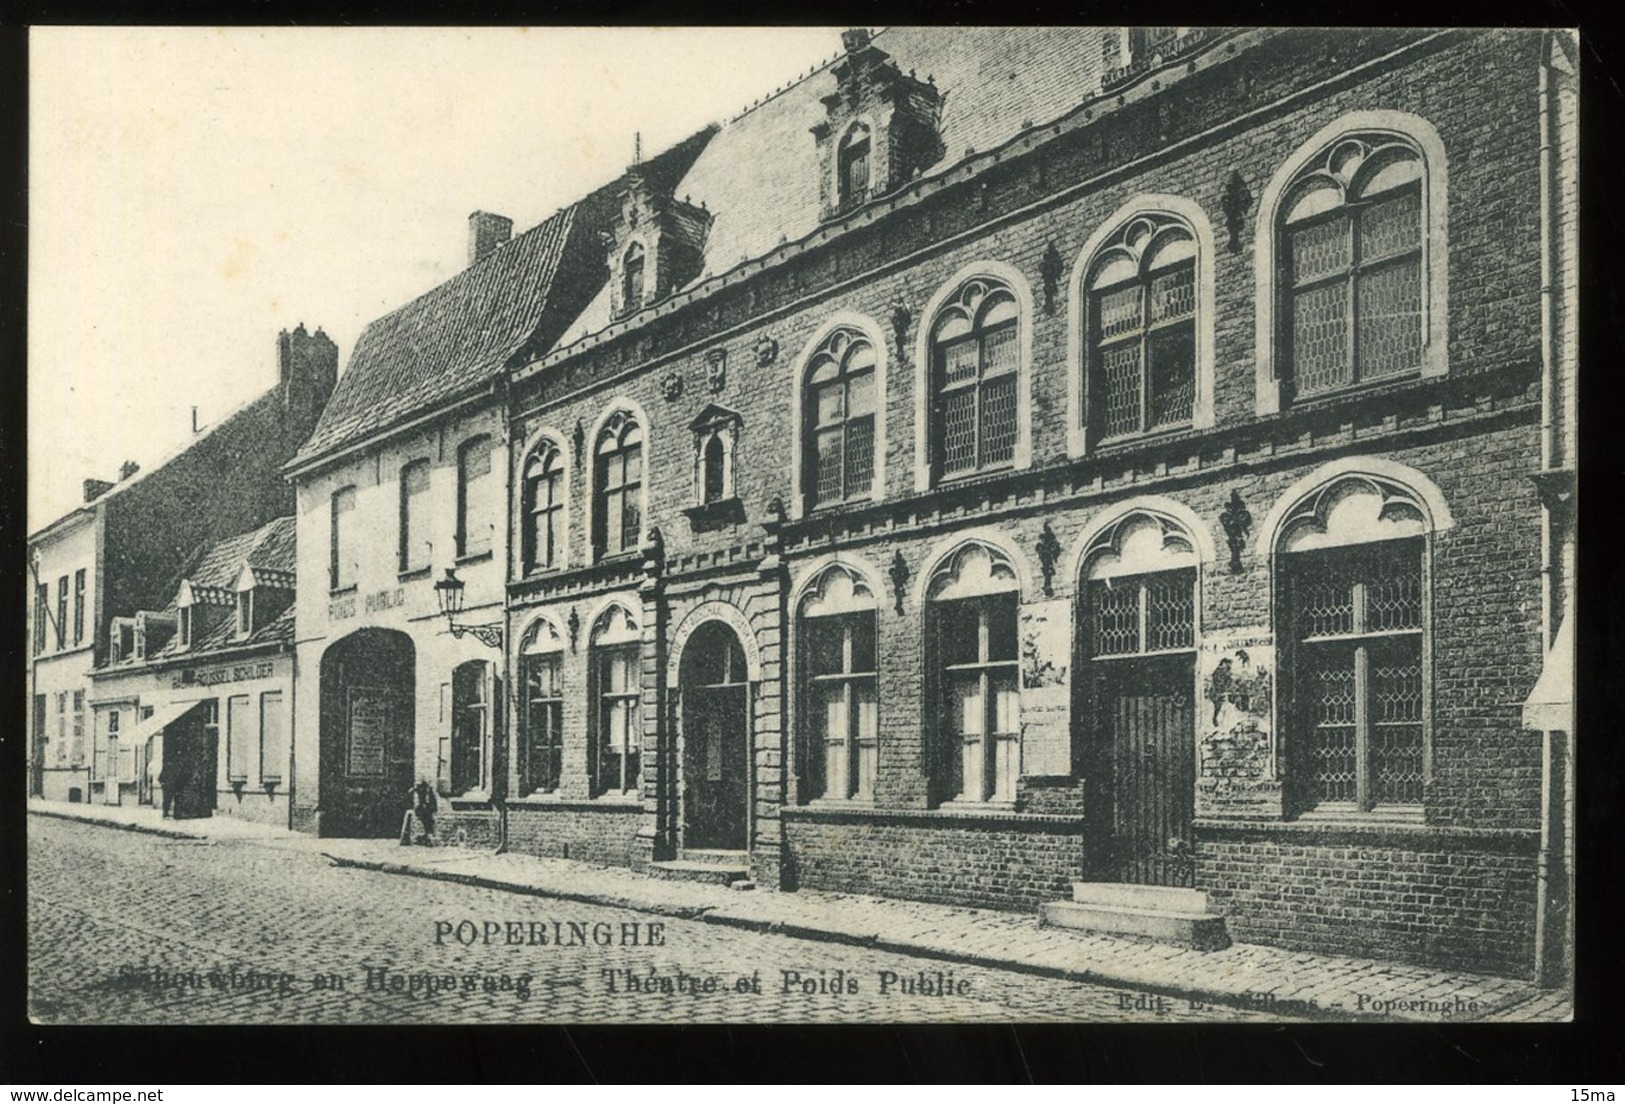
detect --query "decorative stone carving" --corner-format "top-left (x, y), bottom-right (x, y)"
top-left (1222, 169), bottom-right (1251, 253)
top-left (1036, 521), bottom-right (1063, 596)
top-left (1219, 489), bottom-right (1253, 574)
top-left (888, 550), bottom-right (910, 614)
top-left (1040, 242), bottom-right (1064, 315)
top-left (661, 372), bottom-right (684, 402)
top-left (754, 334), bottom-right (779, 367)
top-left (705, 348), bottom-right (727, 394)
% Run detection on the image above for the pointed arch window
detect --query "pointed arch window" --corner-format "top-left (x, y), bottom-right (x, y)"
top-left (805, 327), bottom-right (877, 508)
top-left (1280, 135), bottom-right (1425, 396)
top-left (1087, 215), bottom-right (1197, 441)
top-left (930, 278), bottom-right (1020, 479)
top-left (521, 443), bottom-right (565, 574)
top-left (1276, 476), bottom-right (1432, 816)
top-left (623, 242), bottom-right (646, 314)
top-left (797, 564), bottom-right (879, 802)
top-left (594, 412), bottom-right (643, 559)
top-left (518, 618), bottom-right (565, 796)
top-left (925, 542), bottom-right (1022, 804)
top-left (590, 604), bottom-right (642, 796)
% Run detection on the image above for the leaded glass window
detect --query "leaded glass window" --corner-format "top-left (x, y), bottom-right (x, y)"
top-left (930, 278), bottom-right (1020, 479)
top-left (522, 445), bottom-right (564, 573)
top-left (1287, 537), bottom-right (1425, 812)
top-left (805, 327), bottom-right (877, 508)
top-left (1281, 137), bottom-right (1424, 396)
top-left (1087, 216), bottom-right (1197, 441)
top-left (594, 413), bottom-right (643, 559)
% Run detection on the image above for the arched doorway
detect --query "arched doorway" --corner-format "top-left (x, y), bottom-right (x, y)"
top-left (679, 621), bottom-right (751, 851)
top-left (318, 629), bottom-right (415, 837)
top-left (1078, 512), bottom-right (1200, 886)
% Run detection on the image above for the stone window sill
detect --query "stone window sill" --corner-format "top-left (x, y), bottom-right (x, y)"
top-left (455, 550), bottom-right (495, 567)
top-left (329, 584), bottom-right (358, 597)
top-left (398, 566), bottom-right (432, 583)
top-left (509, 794), bottom-right (643, 811)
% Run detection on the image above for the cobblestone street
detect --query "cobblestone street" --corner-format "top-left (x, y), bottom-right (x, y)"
top-left (29, 817), bottom-right (1287, 1024)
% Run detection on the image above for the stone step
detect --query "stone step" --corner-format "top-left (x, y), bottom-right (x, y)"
top-left (680, 848), bottom-right (751, 866)
top-left (1071, 881), bottom-right (1213, 914)
top-left (1040, 900), bottom-right (1231, 951)
top-left (646, 859), bottom-right (750, 886)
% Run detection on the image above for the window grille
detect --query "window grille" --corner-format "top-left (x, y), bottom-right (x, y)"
top-left (805, 328), bottom-right (877, 507)
top-left (1289, 537), bottom-right (1426, 812)
top-left (930, 280), bottom-right (1020, 478)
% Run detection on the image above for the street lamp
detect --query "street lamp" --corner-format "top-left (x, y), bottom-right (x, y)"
top-left (433, 567), bottom-right (503, 649)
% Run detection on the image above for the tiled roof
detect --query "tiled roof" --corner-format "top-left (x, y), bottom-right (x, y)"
top-left (183, 516), bottom-right (297, 592)
top-left (678, 27), bottom-right (1106, 284)
top-left (291, 206), bottom-right (581, 466)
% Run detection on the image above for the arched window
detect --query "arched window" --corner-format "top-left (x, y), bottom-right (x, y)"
top-left (702, 435), bottom-right (726, 504)
top-left (839, 124), bottom-right (871, 208)
top-left (456, 436), bottom-right (494, 559)
top-left (446, 659), bottom-right (494, 797)
top-left (593, 411), bottom-right (643, 559)
top-left (1275, 473), bottom-right (1434, 816)
top-left (805, 327), bottom-right (877, 508)
top-left (590, 603), bottom-right (642, 796)
top-left (399, 458), bottom-right (431, 573)
top-left (930, 277), bottom-right (1020, 479)
top-left (925, 541), bottom-right (1022, 804)
top-left (1278, 133), bottom-right (1426, 397)
top-left (796, 563), bottom-right (879, 802)
top-left (623, 242), bottom-right (646, 314)
top-left (521, 443), bottom-right (564, 574)
top-left (1086, 215), bottom-right (1197, 441)
top-left (517, 618), bottom-right (565, 796)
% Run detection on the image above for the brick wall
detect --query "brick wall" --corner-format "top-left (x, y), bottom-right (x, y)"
top-left (1198, 826), bottom-right (1539, 978)
top-left (782, 810), bottom-right (1088, 911)
top-left (504, 803), bottom-right (642, 866)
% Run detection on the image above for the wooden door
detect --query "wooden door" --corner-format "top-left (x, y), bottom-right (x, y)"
top-left (682, 686), bottom-right (748, 850)
top-left (1099, 655), bottom-right (1195, 886)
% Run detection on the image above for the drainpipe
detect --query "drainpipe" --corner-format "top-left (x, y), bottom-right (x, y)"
top-left (1531, 32), bottom-right (1572, 988)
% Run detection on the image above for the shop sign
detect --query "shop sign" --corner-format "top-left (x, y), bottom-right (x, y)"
top-left (171, 660), bottom-right (275, 690)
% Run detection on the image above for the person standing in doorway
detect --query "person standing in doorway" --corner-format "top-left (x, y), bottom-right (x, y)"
top-left (158, 754), bottom-right (180, 818)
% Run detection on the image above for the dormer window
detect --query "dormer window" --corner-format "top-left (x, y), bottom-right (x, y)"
top-left (839, 124), bottom-right (871, 208)
top-left (812, 29), bottom-right (942, 222)
top-left (236, 589), bottom-right (253, 638)
top-left (177, 605), bottom-right (192, 650)
top-left (623, 242), bottom-right (646, 314)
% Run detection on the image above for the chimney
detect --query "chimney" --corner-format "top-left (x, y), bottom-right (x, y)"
top-left (468, 211), bottom-right (513, 266)
top-left (119, 461), bottom-right (140, 481)
top-left (842, 28), bottom-right (872, 53)
top-left (83, 478), bottom-right (114, 503)
top-left (278, 323), bottom-right (339, 429)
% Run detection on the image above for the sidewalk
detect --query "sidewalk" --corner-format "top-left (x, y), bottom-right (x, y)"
top-left (29, 798), bottom-right (1570, 1022)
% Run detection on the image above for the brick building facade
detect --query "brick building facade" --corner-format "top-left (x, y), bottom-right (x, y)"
top-left (28, 326), bottom-right (336, 803)
top-left (490, 27), bottom-right (1576, 979)
top-left (272, 27), bottom-right (1576, 981)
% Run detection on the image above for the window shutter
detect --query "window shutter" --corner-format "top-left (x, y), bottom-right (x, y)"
top-left (436, 681), bottom-right (452, 796)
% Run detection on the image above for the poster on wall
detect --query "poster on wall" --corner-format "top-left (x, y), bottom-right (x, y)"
top-left (22, 24), bottom-right (1578, 1050)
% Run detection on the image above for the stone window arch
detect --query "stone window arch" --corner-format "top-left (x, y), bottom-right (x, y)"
top-left (520, 435), bottom-right (568, 574)
top-left (1256, 111), bottom-right (1449, 413)
top-left (794, 561), bottom-right (880, 803)
top-left (914, 263), bottom-right (1036, 490)
top-left (1267, 462), bottom-right (1448, 817)
top-left (922, 538), bottom-right (1023, 805)
top-left (1068, 196), bottom-right (1217, 456)
top-left (516, 614), bottom-right (566, 796)
top-left (589, 404), bottom-right (648, 561)
top-left (589, 600), bottom-right (642, 796)
top-left (791, 313), bottom-right (888, 518)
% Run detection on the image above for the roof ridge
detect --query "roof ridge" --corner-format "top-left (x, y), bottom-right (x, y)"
top-left (718, 28), bottom-right (882, 128)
